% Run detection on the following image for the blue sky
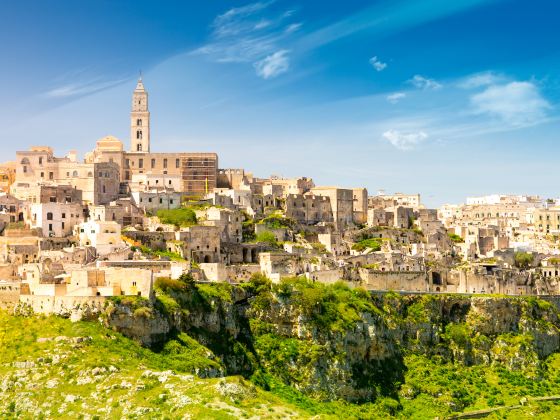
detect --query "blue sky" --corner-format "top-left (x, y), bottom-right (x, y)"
top-left (1, 0), bottom-right (559, 206)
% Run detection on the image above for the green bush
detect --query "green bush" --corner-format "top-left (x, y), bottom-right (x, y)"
top-left (514, 252), bottom-right (534, 269)
top-left (352, 238), bottom-right (383, 252)
top-left (448, 233), bottom-right (464, 243)
top-left (254, 231), bottom-right (279, 247)
top-left (156, 208), bottom-right (197, 227)
top-left (259, 214), bottom-right (295, 229)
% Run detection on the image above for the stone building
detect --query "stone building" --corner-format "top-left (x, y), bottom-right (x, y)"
top-left (167, 225), bottom-right (222, 263)
top-left (131, 190), bottom-right (182, 213)
top-left (533, 207), bottom-right (560, 235)
top-left (0, 194), bottom-right (25, 225)
top-left (84, 79), bottom-right (219, 197)
top-left (310, 187), bottom-right (355, 229)
top-left (0, 161), bottom-right (15, 194)
top-left (13, 147), bottom-right (120, 205)
top-left (352, 188), bottom-right (368, 225)
top-left (89, 198), bottom-right (144, 227)
top-left (369, 192), bottom-right (422, 210)
top-left (75, 220), bottom-right (124, 256)
top-left (284, 193), bottom-right (333, 225)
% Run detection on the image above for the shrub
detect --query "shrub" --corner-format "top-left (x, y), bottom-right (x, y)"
top-left (156, 208), bottom-right (197, 227)
top-left (259, 214), bottom-right (294, 229)
top-left (254, 231), bottom-right (279, 247)
top-left (154, 277), bottom-right (187, 293)
top-left (448, 233), bottom-right (464, 243)
top-left (514, 252), bottom-right (534, 269)
top-left (352, 238), bottom-right (382, 252)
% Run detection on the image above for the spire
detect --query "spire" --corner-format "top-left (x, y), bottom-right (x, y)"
top-left (135, 71), bottom-right (145, 91)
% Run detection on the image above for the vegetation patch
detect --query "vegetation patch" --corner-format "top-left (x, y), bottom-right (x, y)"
top-left (156, 208), bottom-right (197, 227)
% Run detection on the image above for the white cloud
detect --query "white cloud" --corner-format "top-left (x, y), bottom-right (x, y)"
top-left (193, 1), bottom-right (300, 78)
top-left (254, 50), bottom-right (290, 79)
top-left (213, 1), bottom-right (275, 38)
top-left (285, 23), bottom-right (302, 34)
top-left (409, 75), bottom-right (442, 90)
top-left (457, 71), bottom-right (503, 89)
top-left (44, 77), bottom-right (127, 98)
top-left (386, 92), bottom-right (406, 104)
top-left (470, 81), bottom-right (551, 126)
top-left (369, 56), bottom-right (387, 72)
top-left (382, 129), bottom-right (428, 150)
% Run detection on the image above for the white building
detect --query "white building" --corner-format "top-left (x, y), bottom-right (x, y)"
top-left (28, 202), bottom-right (84, 237)
top-left (75, 220), bottom-right (124, 255)
top-left (131, 190), bottom-right (182, 213)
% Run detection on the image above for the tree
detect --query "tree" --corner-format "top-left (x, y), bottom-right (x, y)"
top-left (514, 252), bottom-right (534, 269)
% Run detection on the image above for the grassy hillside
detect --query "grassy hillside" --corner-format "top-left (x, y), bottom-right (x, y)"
top-left (0, 311), bottom-right (397, 419)
top-left (5, 278), bottom-right (560, 418)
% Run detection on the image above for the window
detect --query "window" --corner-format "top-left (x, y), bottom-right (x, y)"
top-left (23, 166), bottom-right (27, 173)
top-left (151, 158), bottom-right (155, 168)
top-left (137, 119), bottom-right (142, 126)
top-left (137, 144), bottom-right (142, 152)
top-left (136, 130), bottom-right (142, 139)
top-left (61, 222), bottom-right (65, 230)
top-left (102, 185), bottom-right (106, 193)
top-left (47, 212), bottom-right (53, 221)
top-left (39, 157), bottom-right (43, 165)
top-left (72, 170), bottom-right (78, 177)
top-left (163, 158), bottom-right (168, 168)
top-left (176, 158), bottom-right (180, 168)
top-left (48, 224), bottom-right (53, 231)
top-left (148, 198), bottom-right (152, 203)
top-left (159, 198), bottom-right (163, 204)
top-left (49, 172), bottom-right (54, 180)
top-left (139, 159), bottom-right (143, 168)
top-left (40, 172), bottom-right (44, 178)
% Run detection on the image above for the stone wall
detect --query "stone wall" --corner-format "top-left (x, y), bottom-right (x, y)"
top-left (358, 270), bottom-right (430, 292)
top-left (18, 295), bottom-right (107, 318)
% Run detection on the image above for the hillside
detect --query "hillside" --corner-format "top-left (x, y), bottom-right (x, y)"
top-left (5, 278), bottom-right (560, 418)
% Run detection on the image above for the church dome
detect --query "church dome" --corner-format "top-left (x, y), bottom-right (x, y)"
top-left (96, 136), bottom-right (123, 152)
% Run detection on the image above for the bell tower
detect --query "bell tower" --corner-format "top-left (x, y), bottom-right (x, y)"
top-left (130, 76), bottom-right (150, 153)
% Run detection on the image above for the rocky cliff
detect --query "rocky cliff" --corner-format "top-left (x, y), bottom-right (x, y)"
top-left (100, 276), bottom-right (560, 403)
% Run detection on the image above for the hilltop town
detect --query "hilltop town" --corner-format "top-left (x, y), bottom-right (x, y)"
top-left (1, 78), bottom-right (559, 315)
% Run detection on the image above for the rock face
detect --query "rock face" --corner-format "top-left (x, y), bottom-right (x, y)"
top-left (100, 285), bottom-right (560, 403)
top-left (105, 302), bottom-right (170, 347)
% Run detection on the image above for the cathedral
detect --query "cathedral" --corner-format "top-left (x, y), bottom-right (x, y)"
top-left (86, 77), bottom-right (219, 197)
top-left (12, 77), bottom-right (219, 213)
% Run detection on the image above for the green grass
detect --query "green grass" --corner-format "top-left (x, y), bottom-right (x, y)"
top-left (5, 280), bottom-right (560, 419)
top-left (352, 238), bottom-right (383, 252)
top-left (0, 311), bottom-right (334, 419)
top-left (157, 208), bottom-right (197, 227)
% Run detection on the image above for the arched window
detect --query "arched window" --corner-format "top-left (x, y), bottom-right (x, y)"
top-left (20, 158), bottom-right (30, 165)
top-left (137, 119), bottom-right (142, 126)
top-left (47, 212), bottom-right (53, 221)
top-left (137, 144), bottom-right (142, 152)
top-left (137, 130), bottom-right (142, 139)
top-left (72, 170), bottom-right (78, 177)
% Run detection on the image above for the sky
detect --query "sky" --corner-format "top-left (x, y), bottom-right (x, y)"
top-left (1, 0), bottom-right (559, 207)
